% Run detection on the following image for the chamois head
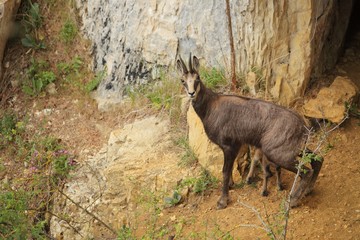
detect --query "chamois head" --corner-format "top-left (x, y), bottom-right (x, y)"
top-left (176, 54), bottom-right (201, 100)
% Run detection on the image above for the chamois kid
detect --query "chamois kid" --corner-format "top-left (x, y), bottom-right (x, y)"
top-left (177, 55), bottom-right (322, 209)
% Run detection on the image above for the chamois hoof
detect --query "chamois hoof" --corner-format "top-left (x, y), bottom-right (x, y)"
top-left (217, 197), bottom-right (228, 210)
top-left (246, 178), bottom-right (253, 185)
top-left (289, 198), bottom-right (301, 208)
top-left (229, 180), bottom-right (235, 189)
top-left (304, 187), bottom-right (314, 196)
top-left (261, 190), bottom-right (269, 197)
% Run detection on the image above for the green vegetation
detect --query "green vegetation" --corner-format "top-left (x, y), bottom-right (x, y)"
top-left (163, 190), bottom-right (182, 207)
top-left (346, 101), bottom-right (360, 118)
top-left (22, 58), bottom-right (56, 96)
top-left (250, 66), bottom-right (266, 93)
top-left (199, 67), bottom-right (227, 89)
top-left (60, 19), bottom-right (78, 44)
top-left (175, 136), bottom-right (198, 167)
top-left (85, 70), bottom-right (105, 93)
top-left (125, 69), bottom-right (183, 124)
top-left (178, 169), bottom-right (218, 194)
top-left (0, 190), bottom-right (47, 239)
top-left (20, 0), bottom-right (46, 49)
top-left (57, 55), bottom-right (102, 92)
top-left (0, 112), bottom-right (76, 238)
top-left (57, 55), bottom-right (83, 76)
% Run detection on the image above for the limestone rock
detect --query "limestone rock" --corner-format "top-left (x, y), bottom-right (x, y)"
top-left (303, 76), bottom-right (359, 123)
top-left (246, 71), bottom-right (257, 96)
top-left (50, 116), bottom-right (192, 239)
top-left (74, 0), bottom-right (353, 108)
top-left (187, 105), bottom-right (223, 179)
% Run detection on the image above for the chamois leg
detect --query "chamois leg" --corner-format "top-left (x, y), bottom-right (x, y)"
top-left (246, 148), bottom-right (262, 184)
top-left (304, 157), bottom-right (323, 196)
top-left (261, 163), bottom-right (273, 196)
top-left (217, 146), bottom-right (238, 210)
top-left (275, 165), bottom-right (284, 191)
top-left (261, 155), bottom-right (283, 196)
top-left (229, 172), bottom-right (235, 189)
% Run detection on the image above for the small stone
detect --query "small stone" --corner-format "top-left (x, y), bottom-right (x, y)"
top-left (10, 79), bottom-right (19, 88)
top-left (46, 83), bottom-right (57, 95)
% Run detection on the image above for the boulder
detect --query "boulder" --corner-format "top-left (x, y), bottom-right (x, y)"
top-left (50, 116), bottom-right (192, 239)
top-left (303, 76), bottom-right (359, 123)
top-left (187, 105), bottom-right (223, 179)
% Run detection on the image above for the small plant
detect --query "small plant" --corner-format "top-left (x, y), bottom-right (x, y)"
top-left (250, 66), bottom-right (266, 93)
top-left (21, 34), bottom-right (46, 49)
top-left (176, 136), bottom-right (198, 167)
top-left (199, 67), bottom-right (227, 89)
top-left (0, 112), bottom-right (77, 238)
top-left (346, 102), bottom-right (360, 118)
top-left (164, 190), bottom-right (182, 207)
top-left (117, 225), bottom-right (136, 240)
top-left (0, 190), bottom-right (43, 239)
top-left (125, 69), bottom-right (183, 123)
top-left (22, 58), bottom-right (56, 96)
top-left (179, 169), bottom-right (218, 194)
top-left (0, 112), bottom-right (17, 144)
top-left (193, 169), bottom-right (218, 194)
top-left (60, 19), bottom-right (78, 43)
top-left (85, 71), bottom-right (105, 93)
top-left (20, 1), bottom-right (46, 49)
top-left (57, 56), bottom-right (83, 75)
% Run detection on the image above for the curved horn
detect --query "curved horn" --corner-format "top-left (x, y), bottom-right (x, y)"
top-left (177, 55), bottom-right (188, 73)
top-left (189, 53), bottom-right (193, 72)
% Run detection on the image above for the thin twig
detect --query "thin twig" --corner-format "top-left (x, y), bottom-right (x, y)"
top-left (238, 200), bottom-right (277, 238)
top-left (57, 188), bottom-right (117, 235)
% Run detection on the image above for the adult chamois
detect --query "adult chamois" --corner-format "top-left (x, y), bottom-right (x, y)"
top-left (177, 54), bottom-right (322, 209)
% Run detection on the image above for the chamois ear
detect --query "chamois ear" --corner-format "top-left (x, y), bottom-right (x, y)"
top-left (192, 56), bottom-right (200, 73)
top-left (176, 57), bottom-right (188, 74)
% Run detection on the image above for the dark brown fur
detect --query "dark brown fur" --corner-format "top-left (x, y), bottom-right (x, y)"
top-left (177, 55), bottom-right (322, 209)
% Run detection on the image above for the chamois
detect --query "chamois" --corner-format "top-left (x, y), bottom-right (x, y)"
top-left (245, 149), bottom-right (283, 196)
top-left (232, 147), bottom-right (283, 197)
top-left (177, 55), bottom-right (322, 209)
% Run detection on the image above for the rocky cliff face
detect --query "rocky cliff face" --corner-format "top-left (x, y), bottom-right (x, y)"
top-left (75, 0), bottom-right (353, 108)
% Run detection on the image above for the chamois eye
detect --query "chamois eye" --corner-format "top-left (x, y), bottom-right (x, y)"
top-left (181, 79), bottom-right (185, 84)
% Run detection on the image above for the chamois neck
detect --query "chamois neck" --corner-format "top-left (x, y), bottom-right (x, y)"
top-left (192, 81), bottom-right (218, 120)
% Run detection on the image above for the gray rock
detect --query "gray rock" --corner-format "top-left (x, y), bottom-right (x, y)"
top-left (74, 0), bottom-right (354, 108)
